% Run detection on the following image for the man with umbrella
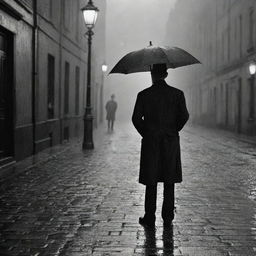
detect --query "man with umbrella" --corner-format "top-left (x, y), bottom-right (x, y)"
top-left (132, 63), bottom-right (189, 228)
top-left (110, 43), bottom-right (199, 228)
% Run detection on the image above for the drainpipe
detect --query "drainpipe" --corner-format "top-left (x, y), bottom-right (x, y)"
top-left (32, 0), bottom-right (38, 154)
top-left (59, 2), bottom-right (63, 143)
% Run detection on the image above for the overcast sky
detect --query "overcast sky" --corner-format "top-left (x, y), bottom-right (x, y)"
top-left (104, 0), bottom-right (177, 121)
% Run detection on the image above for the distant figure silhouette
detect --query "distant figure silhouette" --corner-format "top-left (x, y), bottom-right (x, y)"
top-left (132, 63), bottom-right (189, 228)
top-left (105, 94), bottom-right (118, 131)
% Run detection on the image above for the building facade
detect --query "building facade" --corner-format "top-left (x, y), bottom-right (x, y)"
top-left (165, 0), bottom-right (256, 136)
top-left (0, 0), bottom-right (106, 166)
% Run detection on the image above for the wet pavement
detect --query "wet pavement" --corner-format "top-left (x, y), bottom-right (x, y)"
top-left (0, 123), bottom-right (256, 256)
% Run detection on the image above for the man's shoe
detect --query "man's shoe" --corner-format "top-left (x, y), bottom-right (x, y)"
top-left (139, 217), bottom-right (155, 228)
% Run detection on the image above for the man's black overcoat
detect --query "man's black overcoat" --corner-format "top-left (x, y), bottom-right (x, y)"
top-left (105, 100), bottom-right (117, 121)
top-left (132, 80), bottom-right (189, 185)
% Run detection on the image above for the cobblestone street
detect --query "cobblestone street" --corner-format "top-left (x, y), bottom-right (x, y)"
top-left (0, 123), bottom-right (256, 256)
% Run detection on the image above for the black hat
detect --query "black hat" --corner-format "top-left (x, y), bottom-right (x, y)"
top-left (151, 63), bottom-right (167, 74)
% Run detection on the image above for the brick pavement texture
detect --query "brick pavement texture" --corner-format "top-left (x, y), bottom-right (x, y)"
top-left (0, 123), bottom-right (256, 256)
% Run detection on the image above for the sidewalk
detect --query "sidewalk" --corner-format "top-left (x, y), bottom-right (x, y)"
top-left (192, 124), bottom-right (256, 146)
top-left (0, 125), bottom-right (105, 184)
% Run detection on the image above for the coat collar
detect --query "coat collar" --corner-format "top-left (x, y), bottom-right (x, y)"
top-left (152, 79), bottom-right (168, 87)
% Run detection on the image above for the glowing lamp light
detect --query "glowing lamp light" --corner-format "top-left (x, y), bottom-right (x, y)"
top-left (102, 64), bottom-right (108, 72)
top-left (249, 62), bottom-right (256, 76)
top-left (81, 0), bottom-right (99, 29)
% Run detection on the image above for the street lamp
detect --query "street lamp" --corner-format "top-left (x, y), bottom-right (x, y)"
top-left (81, 0), bottom-right (99, 150)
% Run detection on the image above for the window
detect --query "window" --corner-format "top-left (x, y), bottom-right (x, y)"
top-left (237, 78), bottom-right (242, 133)
top-left (63, 0), bottom-right (71, 30)
top-left (49, 0), bottom-right (53, 20)
top-left (234, 17), bottom-right (238, 59)
top-left (213, 87), bottom-right (217, 115)
top-left (0, 34), bottom-right (5, 51)
top-left (225, 83), bottom-right (229, 126)
top-left (239, 15), bottom-right (243, 57)
top-left (75, 0), bottom-right (80, 41)
top-left (64, 62), bottom-right (70, 115)
top-left (248, 8), bottom-right (254, 49)
top-left (227, 24), bottom-right (230, 62)
top-left (47, 54), bottom-right (55, 119)
top-left (222, 32), bottom-right (225, 61)
top-left (75, 66), bottom-right (80, 115)
top-left (64, 126), bottom-right (69, 141)
top-left (220, 83), bottom-right (224, 124)
top-left (249, 77), bottom-right (255, 119)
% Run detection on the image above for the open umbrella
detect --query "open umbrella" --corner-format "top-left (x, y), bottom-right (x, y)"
top-left (109, 42), bottom-right (200, 74)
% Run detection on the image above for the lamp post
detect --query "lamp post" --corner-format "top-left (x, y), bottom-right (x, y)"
top-left (100, 63), bottom-right (108, 123)
top-left (249, 62), bottom-right (256, 121)
top-left (81, 0), bottom-right (99, 149)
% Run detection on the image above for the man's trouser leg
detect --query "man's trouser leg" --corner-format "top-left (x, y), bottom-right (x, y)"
top-left (144, 185), bottom-right (157, 223)
top-left (162, 183), bottom-right (175, 222)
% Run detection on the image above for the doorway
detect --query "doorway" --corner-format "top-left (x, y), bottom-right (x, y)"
top-left (237, 78), bottom-right (242, 134)
top-left (0, 27), bottom-right (14, 159)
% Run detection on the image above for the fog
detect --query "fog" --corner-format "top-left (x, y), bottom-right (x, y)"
top-left (104, 0), bottom-right (177, 122)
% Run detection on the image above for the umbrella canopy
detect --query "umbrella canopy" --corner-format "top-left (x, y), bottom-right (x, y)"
top-left (109, 43), bottom-right (200, 74)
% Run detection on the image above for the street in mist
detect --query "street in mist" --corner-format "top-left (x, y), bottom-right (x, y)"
top-left (1, 0), bottom-right (256, 255)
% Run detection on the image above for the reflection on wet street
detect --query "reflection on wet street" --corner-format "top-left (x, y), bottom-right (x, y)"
top-left (0, 123), bottom-right (256, 255)
top-left (139, 226), bottom-right (174, 255)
